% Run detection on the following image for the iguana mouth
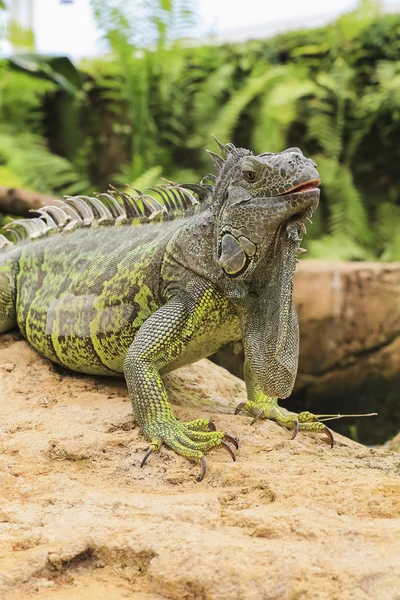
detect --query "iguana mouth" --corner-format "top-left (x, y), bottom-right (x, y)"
top-left (280, 179), bottom-right (321, 195)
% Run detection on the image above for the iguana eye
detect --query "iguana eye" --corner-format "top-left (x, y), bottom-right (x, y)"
top-left (243, 170), bottom-right (256, 183)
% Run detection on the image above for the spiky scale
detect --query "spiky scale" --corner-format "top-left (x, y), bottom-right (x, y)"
top-left (206, 150), bottom-right (225, 172)
top-left (212, 134), bottom-right (229, 157)
top-left (180, 183), bottom-right (211, 202)
top-left (39, 205), bottom-right (70, 227)
top-left (34, 209), bottom-right (58, 231)
top-left (97, 193), bottom-right (125, 218)
top-left (64, 196), bottom-right (94, 226)
top-left (0, 234), bottom-right (13, 249)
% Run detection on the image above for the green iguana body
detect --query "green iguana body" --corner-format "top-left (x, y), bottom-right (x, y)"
top-left (0, 140), bottom-right (331, 479)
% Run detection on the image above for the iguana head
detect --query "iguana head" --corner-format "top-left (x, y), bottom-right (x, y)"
top-left (210, 140), bottom-right (320, 398)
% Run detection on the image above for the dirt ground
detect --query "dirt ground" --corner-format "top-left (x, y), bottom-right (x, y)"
top-left (1, 331), bottom-right (400, 600)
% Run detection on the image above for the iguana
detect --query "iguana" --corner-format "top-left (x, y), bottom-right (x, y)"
top-left (0, 139), bottom-right (332, 480)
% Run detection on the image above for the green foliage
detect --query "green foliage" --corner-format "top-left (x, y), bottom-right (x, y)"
top-left (89, 0), bottom-right (195, 178)
top-left (9, 55), bottom-right (82, 94)
top-left (0, 64), bottom-right (56, 132)
top-left (115, 165), bottom-right (163, 190)
top-left (0, 130), bottom-right (89, 195)
top-left (0, 64), bottom-right (89, 195)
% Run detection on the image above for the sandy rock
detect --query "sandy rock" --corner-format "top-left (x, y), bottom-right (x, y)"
top-left (389, 432), bottom-right (400, 454)
top-left (1, 331), bottom-right (400, 600)
top-left (295, 261), bottom-right (400, 377)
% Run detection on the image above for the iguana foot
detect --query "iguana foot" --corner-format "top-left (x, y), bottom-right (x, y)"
top-left (140, 418), bottom-right (239, 481)
top-left (235, 400), bottom-right (334, 448)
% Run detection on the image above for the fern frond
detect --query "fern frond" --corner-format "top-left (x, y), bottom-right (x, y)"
top-left (209, 66), bottom-right (288, 145)
top-left (252, 77), bottom-right (316, 154)
top-left (125, 165), bottom-right (163, 190)
top-left (192, 62), bottom-right (236, 127)
top-left (316, 158), bottom-right (370, 245)
top-left (0, 130), bottom-right (90, 196)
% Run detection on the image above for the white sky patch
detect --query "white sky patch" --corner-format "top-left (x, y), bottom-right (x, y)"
top-left (3, 0), bottom-right (400, 57)
top-left (197, 0), bottom-right (353, 35)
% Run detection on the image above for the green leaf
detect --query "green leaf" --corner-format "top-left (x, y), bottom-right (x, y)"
top-left (252, 78), bottom-right (316, 154)
top-left (291, 44), bottom-right (330, 56)
top-left (10, 55), bottom-right (82, 94)
top-left (0, 129), bottom-right (89, 196)
top-left (209, 66), bottom-right (288, 144)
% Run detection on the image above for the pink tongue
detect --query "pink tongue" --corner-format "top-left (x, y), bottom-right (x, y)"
top-left (296, 181), bottom-right (317, 192)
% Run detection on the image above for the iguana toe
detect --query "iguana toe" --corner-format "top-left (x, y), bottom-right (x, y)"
top-left (140, 418), bottom-right (237, 479)
top-left (236, 400), bottom-right (334, 447)
top-left (286, 412), bottom-right (334, 448)
top-left (184, 418), bottom-right (216, 432)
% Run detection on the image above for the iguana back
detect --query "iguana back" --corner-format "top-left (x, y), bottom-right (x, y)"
top-left (2, 218), bottom-right (185, 373)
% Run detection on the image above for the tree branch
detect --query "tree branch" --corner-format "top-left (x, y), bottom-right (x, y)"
top-left (0, 187), bottom-right (58, 218)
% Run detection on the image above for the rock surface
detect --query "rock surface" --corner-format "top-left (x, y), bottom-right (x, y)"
top-left (1, 331), bottom-right (400, 600)
top-left (389, 432), bottom-right (400, 454)
top-left (213, 261), bottom-right (400, 444)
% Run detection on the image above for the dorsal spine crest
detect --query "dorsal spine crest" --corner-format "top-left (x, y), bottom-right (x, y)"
top-left (0, 138), bottom-right (239, 249)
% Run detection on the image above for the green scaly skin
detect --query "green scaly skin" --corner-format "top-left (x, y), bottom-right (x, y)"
top-left (0, 140), bottom-right (332, 480)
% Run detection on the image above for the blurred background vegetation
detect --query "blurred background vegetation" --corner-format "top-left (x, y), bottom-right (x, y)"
top-left (1, 0), bottom-right (400, 260)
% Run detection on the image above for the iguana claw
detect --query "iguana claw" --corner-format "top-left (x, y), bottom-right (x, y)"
top-left (291, 419), bottom-right (300, 440)
top-left (196, 438), bottom-right (236, 483)
top-left (234, 402), bottom-right (246, 415)
top-left (250, 409), bottom-right (265, 426)
top-left (140, 446), bottom-right (154, 468)
top-left (221, 440), bottom-right (236, 461)
top-left (224, 434), bottom-right (239, 450)
top-left (197, 437), bottom-right (237, 482)
top-left (324, 426), bottom-right (334, 449)
top-left (197, 456), bottom-right (207, 482)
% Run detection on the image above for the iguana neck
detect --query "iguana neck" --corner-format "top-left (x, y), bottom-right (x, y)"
top-left (161, 207), bottom-right (221, 295)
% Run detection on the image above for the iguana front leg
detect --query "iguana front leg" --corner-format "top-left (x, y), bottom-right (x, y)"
top-left (124, 290), bottom-right (238, 480)
top-left (236, 361), bottom-right (334, 447)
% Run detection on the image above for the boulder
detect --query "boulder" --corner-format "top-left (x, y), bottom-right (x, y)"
top-left (1, 331), bottom-right (400, 599)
